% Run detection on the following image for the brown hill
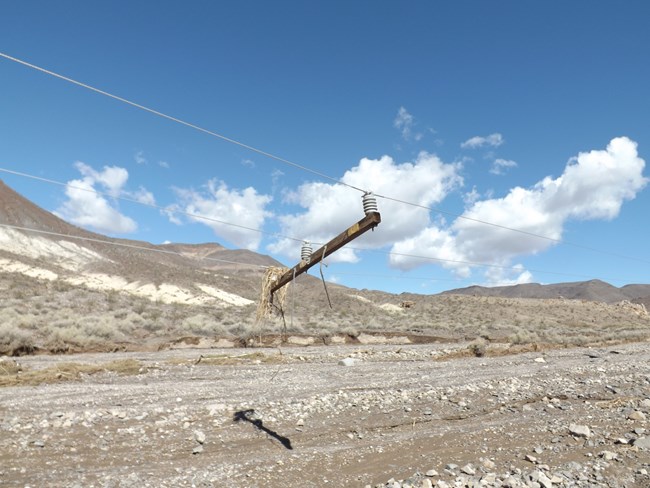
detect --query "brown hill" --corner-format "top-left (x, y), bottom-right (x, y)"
top-left (441, 279), bottom-right (650, 304)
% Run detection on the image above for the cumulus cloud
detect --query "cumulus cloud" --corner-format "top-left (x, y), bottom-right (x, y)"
top-left (134, 151), bottom-right (147, 165)
top-left (158, 161), bottom-right (170, 169)
top-left (483, 264), bottom-right (534, 287)
top-left (390, 137), bottom-right (647, 281)
top-left (268, 152), bottom-right (463, 262)
top-left (54, 162), bottom-right (139, 234)
top-left (393, 107), bottom-right (423, 141)
top-left (169, 179), bottom-right (272, 251)
top-left (129, 187), bottom-right (156, 206)
top-left (461, 133), bottom-right (504, 149)
top-left (490, 158), bottom-right (518, 175)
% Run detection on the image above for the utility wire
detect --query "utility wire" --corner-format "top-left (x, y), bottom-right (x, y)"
top-left (0, 167), bottom-right (302, 243)
top-left (372, 193), bottom-right (650, 265)
top-left (0, 223), bottom-right (459, 282)
top-left (2, 52), bottom-right (649, 266)
top-left (0, 222), bottom-right (618, 286)
top-left (0, 223), bottom-right (269, 269)
top-left (344, 246), bottom-right (613, 281)
top-left (0, 52), bottom-right (365, 193)
top-left (0, 165), bottom-right (644, 282)
top-left (0, 222), bottom-right (642, 285)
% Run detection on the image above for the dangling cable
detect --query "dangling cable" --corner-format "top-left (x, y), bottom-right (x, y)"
top-left (319, 245), bottom-right (333, 309)
top-left (290, 268), bottom-right (297, 333)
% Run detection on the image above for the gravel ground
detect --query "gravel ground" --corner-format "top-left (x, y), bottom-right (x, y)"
top-left (2, 342), bottom-right (650, 487)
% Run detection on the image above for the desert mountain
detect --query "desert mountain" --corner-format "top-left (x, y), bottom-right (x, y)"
top-left (442, 279), bottom-right (650, 304)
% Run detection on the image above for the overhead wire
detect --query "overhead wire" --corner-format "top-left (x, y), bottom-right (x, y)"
top-left (0, 223), bottom-right (269, 269)
top-left (0, 166), bottom-right (643, 284)
top-left (0, 52), bottom-right (365, 193)
top-left (344, 245), bottom-right (615, 281)
top-left (2, 222), bottom-right (636, 286)
top-left (371, 193), bottom-right (650, 265)
top-left (0, 222), bottom-right (461, 283)
top-left (0, 167), bottom-right (303, 243)
top-left (1, 52), bottom-right (648, 267)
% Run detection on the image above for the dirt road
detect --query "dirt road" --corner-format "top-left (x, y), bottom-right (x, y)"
top-left (2, 342), bottom-right (650, 487)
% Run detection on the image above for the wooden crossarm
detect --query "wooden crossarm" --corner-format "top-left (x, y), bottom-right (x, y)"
top-left (269, 212), bottom-right (381, 296)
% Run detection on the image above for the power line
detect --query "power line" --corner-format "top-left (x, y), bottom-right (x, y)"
top-left (345, 246), bottom-right (612, 281)
top-left (0, 165), bottom-right (645, 282)
top-left (0, 223), bottom-right (463, 284)
top-left (0, 52), bottom-right (365, 193)
top-left (0, 222), bottom-right (643, 286)
top-left (0, 223), bottom-right (269, 269)
top-left (2, 52), bottom-right (648, 266)
top-left (330, 271), bottom-right (464, 283)
top-left (0, 167), bottom-right (303, 243)
top-left (372, 193), bottom-right (650, 265)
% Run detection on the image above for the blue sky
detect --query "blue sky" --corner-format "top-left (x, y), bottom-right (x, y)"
top-left (1, 1), bottom-right (649, 294)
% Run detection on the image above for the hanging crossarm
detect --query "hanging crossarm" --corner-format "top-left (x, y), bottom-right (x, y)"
top-left (269, 211), bottom-right (381, 297)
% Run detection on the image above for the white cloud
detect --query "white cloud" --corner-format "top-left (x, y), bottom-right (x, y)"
top-left (54, 163), bottom-right (138, 234)
top-left (484, 264), bottom-right (534, 287)
top-left (75, 162), bottom-right (128, 197)
top-left (393, 107), bottom-right (423, 141)
top-left (461, 133), bottom-right (504, 149)
top-left (268, 152), bottom-right (462, 262)
top-left (127, 187), bottom-right (155, 206)
top-left (170, 179), bottom-right (272, 251)
top-left (271, 168), bottom-right (284, 193)
top-left (390, 137), bottom-right (647, 281)
top-left (158, 160), bottom-right (170, 169)
top-left (134, 151), bottom-right (147, 165)
top-left (490, 158), bottom-right (518, 175)
top-left (241, 159), bottom-right (255, 168)
top-left (463, 186), bottom-right (481, 206)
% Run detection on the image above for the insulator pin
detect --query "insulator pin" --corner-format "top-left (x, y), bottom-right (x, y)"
top-left (300, 241), bottom-right (312, 263)
top-left (362, 192), bottom-right (379, 215)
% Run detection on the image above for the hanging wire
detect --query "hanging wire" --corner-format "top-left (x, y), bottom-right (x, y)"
top-left (319, 245), bottom-right (333, 308)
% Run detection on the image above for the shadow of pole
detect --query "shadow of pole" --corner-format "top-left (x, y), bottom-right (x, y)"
top-left (233, 409), bottom-right (293, 450)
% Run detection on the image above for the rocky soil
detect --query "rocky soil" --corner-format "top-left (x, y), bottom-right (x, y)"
top-left (2, 342), bottom-right (650, 487)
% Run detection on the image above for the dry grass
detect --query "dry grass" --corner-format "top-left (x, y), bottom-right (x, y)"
top-left (167, 351), bottom-right (284, 366)
top-left (0, 359), bottom-right (144, 387)
top-left (256, 266), bottom-right (289, 322)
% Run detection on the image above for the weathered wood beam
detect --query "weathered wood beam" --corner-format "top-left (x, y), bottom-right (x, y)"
top-left (269, 212), bottom-right (381, 296)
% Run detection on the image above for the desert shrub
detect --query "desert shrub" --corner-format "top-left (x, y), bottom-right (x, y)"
top-left (80, 316), bottom-right (121, 341)
top-left (341, 326), bottom-right (359, 338)
top-left (509, 330), bottom-right (540, 345)
top-left (468, 338), bottom-right (487, 357)
top-left (145, 308), bottom-right (163, 321)
top-left (181, 314), bottom-right (225, 336)
top-left (114, 310), bottom-right (128, 320)
top-left (0, 322), bottom-right (35, 355)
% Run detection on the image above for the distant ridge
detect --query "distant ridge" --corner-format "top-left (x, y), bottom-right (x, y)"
top-left (441, 279), bottom-right (650, 304)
